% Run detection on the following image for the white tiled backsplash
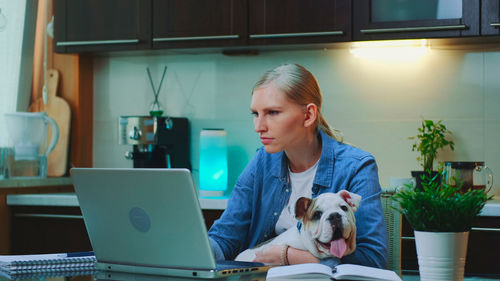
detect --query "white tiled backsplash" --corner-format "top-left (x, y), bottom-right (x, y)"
top-left (93, 46), bottom-right (500, 197)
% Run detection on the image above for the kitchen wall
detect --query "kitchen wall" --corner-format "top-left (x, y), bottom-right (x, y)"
top-left (93, 43), bottom-right (500, 197)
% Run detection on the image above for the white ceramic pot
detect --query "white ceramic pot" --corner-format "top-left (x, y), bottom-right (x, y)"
top-left (414, 231), bottom-right (469, 281)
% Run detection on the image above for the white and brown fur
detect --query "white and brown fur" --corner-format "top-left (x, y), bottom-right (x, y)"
top-left (235, 190), bottom-right (361, 262)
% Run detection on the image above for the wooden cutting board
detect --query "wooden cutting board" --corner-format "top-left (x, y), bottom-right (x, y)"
top-left (29, 69), bottom-right (71, 177)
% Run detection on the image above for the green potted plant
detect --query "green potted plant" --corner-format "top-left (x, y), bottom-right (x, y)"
top-left (409, 119), bottom-right (455, 188)
top-left (392, 170), bottom-right (492, 281)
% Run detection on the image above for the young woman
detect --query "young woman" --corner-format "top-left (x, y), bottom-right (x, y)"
top-left (208, 64), bottom-right (387, 269)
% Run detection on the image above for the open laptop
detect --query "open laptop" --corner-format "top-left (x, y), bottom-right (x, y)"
top-left (71, 168), bottom-right (271, 279)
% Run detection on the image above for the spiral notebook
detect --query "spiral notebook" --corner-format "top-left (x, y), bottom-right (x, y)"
top-left (0, 252), bottom-right (96, 278)
top-left (0, 267), bottom-right (97, 280)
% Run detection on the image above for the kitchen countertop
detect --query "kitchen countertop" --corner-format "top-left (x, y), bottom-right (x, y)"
top-left (0, 176), bottom-right (228, 210)
top-left (480, 198), bottom-right (500, 216)
top-left (6, 193), bottom-right (228, 210)
top-left (6, 193), bottom-right (500, 215)
top-left (0, 177), bottom-right (73, 189)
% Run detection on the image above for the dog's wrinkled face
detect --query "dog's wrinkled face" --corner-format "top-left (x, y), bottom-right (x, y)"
top-left (295, 191), bottom-right (361, 259)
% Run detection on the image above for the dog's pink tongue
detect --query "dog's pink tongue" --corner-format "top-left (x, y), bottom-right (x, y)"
top-left (330, 238), bottom-right (347, 258)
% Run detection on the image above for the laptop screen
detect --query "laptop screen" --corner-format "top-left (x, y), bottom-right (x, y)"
top-left (72, 168), bottom-right (217, 270)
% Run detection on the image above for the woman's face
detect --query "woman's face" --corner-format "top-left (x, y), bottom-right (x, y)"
top-left (251, 83), bottom-right (309, 154)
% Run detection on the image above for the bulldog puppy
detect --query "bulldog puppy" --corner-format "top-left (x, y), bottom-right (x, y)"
top-left (235, 190), bottom-right (361, 262)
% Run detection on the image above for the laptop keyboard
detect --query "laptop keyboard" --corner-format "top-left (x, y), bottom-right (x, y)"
top-left (216, 260), bottom-right (266, 270)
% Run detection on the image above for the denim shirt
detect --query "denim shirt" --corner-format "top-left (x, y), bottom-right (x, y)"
top-left (208, 131), bottom-right (388, 269)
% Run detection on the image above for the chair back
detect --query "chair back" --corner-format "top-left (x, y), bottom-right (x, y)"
top-left (381, 191), bottom-right (402, 276)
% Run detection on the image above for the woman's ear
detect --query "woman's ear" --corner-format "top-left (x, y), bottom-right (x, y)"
top-left (303, 103), bottom-right (318, 128)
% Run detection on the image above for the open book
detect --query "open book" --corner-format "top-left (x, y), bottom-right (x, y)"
top-left (266, 263), bottom-right (402, 281)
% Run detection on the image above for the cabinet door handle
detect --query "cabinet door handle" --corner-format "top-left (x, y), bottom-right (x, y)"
top-left (471, 227), bottom-right (500, 232)
top-left (56, 39), bottom-right (139, 47)
top-left (14, 213), bottom-right (83, 220)
top-left (491, 23), bottom-right (500, 27)
top-left (360, 25), bottom-right (467, 34)
top-left (153, 35), bottom-right (239, 42)
top-left (250, 31), bottom-right (344, 39)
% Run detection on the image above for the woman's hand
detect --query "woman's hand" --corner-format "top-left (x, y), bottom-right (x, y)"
top-left (253, 245), bottom-right (320, 265)
top-left (253, 245), bottom-right (282, 264)
top-left (287, 247), bottom-right (319, 264)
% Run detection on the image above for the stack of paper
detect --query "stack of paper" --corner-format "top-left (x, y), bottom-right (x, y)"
top-left (0, 252), bottom-right (96, 279)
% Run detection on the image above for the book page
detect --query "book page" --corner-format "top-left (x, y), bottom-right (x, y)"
top-left (334, 264), bottom-right (402, 281)
top-left (267, 263), bottom-right (334, 280)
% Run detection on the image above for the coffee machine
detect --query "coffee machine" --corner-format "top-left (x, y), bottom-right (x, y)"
top-left (119, 116), bottom-right (190, 169)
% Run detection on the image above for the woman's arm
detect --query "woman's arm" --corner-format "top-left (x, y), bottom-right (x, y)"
top-left (253, 245), bottom-right (319, 265)
top-left (208, 182), bottom-right (254, 259)
top-left (287, 247), bottom-right (319, 264)
top-left (208, 150), bottom-right (262, 260)
top-left (254, 245), bottom-right (340, 268)
top-left (341, 156), bottom-right (388, 268)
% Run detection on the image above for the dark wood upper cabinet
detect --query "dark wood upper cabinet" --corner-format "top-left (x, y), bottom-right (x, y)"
top-left (353, 0), bottom-right (479, 41)
top-left (54, 0), bottom-right (500, 54)
top-left (248, 0), bottom-right (351, 45)
top-left (54, 0), bottom-right (150, 53)
top-left (151, 0), bottom-right (247, 49)
top-left (482, 0), bottom-right (500, 35)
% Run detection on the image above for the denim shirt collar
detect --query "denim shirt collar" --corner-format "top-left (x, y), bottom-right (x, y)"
top-left (270, 150), bottom-right (288, 183)
top-left (273, 130), bottom-right (336, 188)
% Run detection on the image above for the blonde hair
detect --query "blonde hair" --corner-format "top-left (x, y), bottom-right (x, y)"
top-left (252, 64), bottom-right (343, 143)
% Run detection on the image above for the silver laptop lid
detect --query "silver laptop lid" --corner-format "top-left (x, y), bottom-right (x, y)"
top-left (71, 168), bottom-right (217, 270)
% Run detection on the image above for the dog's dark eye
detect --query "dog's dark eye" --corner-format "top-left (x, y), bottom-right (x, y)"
top-left (312, 211), bottom-right (322, 220)
top-left (341, 205), bottom-right (348, 212)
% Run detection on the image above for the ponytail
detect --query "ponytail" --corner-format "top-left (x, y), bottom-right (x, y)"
top-left (317, 112), bottom-right (343, 143)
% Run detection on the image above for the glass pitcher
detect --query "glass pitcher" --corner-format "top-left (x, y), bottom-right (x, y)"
top-left (4, 112), bottom-right (59, 178)
top-left (444, 161), bottom-right (494, 193)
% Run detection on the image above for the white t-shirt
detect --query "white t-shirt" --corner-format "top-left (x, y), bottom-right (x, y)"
top-left (275, 160), bottom-right (319, 235)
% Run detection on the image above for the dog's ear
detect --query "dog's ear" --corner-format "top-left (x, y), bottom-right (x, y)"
top-left (339, 190), bottom-right (362, 212)
top-left (295, 197), bottom-right (312, 220)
